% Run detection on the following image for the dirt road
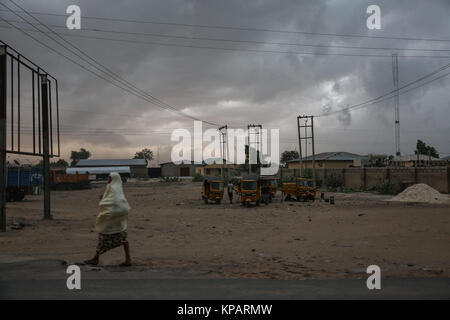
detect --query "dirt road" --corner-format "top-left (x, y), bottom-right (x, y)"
top-left (1, 180), bottom-right (449, 280)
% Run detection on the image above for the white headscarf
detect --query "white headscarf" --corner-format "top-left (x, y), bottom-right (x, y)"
top-left (95, 172), bottom-right (131, 234)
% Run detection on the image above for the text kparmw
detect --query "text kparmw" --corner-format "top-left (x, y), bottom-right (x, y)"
top-left (177, 304), bottom-right (272, 317)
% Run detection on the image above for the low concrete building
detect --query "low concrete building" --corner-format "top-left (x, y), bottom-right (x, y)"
top-left (390, 154), bottom-right (447, 167)
top-left (75, 159), bottom-right (148, 177)
top-left (286, 152), bottom-right (365, 169)
top-left (195, 158), bottom-right (237, 177)
top-left (160, 161), bottom-right (202, 177)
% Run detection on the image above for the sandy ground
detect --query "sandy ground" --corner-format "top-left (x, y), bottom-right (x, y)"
top-left (1, 180), bottom-right (449, 280)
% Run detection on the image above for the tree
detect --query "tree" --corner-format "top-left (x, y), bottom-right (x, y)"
top-left (280, 150), bottom-right (299, 166)
top-left (70, 148), bottom-right (91, 166)
top-left (51, 159), bottom-right (69, 167)
top-left (415, 140), bottom-right (439, 158)
top-left (134, 148), bottom-right (153, 162)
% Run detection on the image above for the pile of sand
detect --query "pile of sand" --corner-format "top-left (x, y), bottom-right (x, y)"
top-left (390, 183), bottom-right (448, 203)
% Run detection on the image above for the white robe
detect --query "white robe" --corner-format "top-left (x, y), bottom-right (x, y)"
top-left (95, 172), bottom-right (131, 234)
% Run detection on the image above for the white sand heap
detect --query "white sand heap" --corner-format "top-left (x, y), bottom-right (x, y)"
top-left (390, 183), bottom-right (448, 203)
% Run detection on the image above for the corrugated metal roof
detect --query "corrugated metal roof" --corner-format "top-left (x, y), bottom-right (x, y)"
top-left (76, 159), bottom-right (147, 166)
top-left (392, 154), bottom-right (440, 161)
top-left (286, 152), bottom-right (365, 162)
top-left (67, 166), bottom-right (131, 174)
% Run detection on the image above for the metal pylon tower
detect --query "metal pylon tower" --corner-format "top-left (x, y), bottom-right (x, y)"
top-left (247, 124), bottom-right (262, 174)
top-left (392, 54), bottom-right (400, 156)
top-left (219, 125), bottom-right (228, 178)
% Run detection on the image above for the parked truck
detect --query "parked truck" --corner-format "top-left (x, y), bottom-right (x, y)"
top-left (50, 168), bottom-right (90, 190)
top-left (6, 166), bottom-right (43, 202)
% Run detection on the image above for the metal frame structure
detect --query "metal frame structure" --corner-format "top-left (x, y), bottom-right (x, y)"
top-left (392, 53), bottom-right (400, 156)
top-left (1, 41), bottom-right (60, 231)
top-left (297, 115), bottom-right (315, 181)
top-left (218, 125), bottom-right (228, 178)
top-left (247, 124), bottom-right (262, 174)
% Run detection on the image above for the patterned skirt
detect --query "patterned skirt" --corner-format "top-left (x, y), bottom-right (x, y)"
top-left (96, 231), bottom-right (128, 255)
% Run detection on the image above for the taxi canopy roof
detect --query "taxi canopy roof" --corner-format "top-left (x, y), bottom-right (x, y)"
top-left (204, 176), bottom-right (224, 183)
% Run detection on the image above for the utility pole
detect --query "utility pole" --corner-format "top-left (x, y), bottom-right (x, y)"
top-left (0, 45), bottom-right (7, 232)
top-left (247, 124), bottom-right (262, 174)
top-left (219, 125), bottom-right (228, 178)
top-left (392, 54), bottom-right (400, 156)
top-left (41, 74), bottom-right (51, 220)
top-left (297, 115), bottom-right (316, 182)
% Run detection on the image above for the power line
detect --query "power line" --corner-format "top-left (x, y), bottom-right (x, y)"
top-left (1, 23), bottom-right (450, 59)
top-left (1, 1), bottom-right (222, 126)
top-left (1, 8), bottom-right (450, 43)
top-left (2, 18), bottom-right (450, 53)
top-left (316, 63), bottom-right (450, 117)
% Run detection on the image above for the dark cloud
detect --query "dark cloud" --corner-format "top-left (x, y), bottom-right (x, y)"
top-left (1, 0), bottom-right (449, 162)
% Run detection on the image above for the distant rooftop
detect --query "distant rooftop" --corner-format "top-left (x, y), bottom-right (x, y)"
top-left (286, 151), bottom-right (365, 162)
top-left (392, 154), bottom-right (441, 162)
top-left (76, 159), bottom-right (147, 167)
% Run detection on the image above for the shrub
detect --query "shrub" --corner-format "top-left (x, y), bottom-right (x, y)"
top-left (374, 180), bottom-right (401, 195)
top-left (192, 173), bottom-right (204, 182)
top-left (160, 176), bottom-right (180, 183)
top-left (326, 173), bottom-right (344, 191)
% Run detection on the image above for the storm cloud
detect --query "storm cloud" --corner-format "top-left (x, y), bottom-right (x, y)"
top-left (1, 0), bottom-right (449, 164)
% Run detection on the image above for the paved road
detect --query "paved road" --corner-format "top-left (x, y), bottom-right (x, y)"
top-left (0, 259), bottom-right (449, 299)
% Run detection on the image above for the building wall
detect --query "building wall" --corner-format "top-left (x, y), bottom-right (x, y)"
top-left (130, 165), bottom-right (148, 178)
top-left (161, 163), bottom-right (198, 177)
top-left (287, 160), bottom-right (354, 169)
top-left (279, 167), bottom-right (450, 193)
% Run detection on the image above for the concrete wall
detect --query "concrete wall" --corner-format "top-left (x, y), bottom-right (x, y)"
top-left (161, 163), bottom-right (198, 177)
top-left (278, 167), bottom-right (450, 193)
top-left (287, 160), bottom-right (354, 169)
top-left (130, 165), bottom-right (148, 178)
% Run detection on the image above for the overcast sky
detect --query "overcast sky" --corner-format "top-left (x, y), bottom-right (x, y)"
top-left (1, 0), bottom-right (449, 164)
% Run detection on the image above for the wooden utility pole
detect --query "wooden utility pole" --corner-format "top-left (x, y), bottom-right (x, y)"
top-left (40, 74), bottom-right (51, 220)
top-left (0, 45), bottom-right (7, 232)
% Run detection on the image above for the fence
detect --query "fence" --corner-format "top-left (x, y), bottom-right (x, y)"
top-left (279, 167), bottom-right (450, 194)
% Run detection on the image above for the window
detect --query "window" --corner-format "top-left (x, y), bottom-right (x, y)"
top-left (211, 182), bottom-right (223, 190)
top-left (242, 181), bottom-right (257, 190)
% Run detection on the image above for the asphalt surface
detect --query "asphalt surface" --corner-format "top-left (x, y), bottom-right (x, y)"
top-left (0, 259), bottom-right (449, 299)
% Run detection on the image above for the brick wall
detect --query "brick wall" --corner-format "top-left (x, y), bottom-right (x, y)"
top-left (278, 167), bottom-right (449, 193)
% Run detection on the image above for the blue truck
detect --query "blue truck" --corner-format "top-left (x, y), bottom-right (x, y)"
top-left (6, 166), bottom-right (43, 202)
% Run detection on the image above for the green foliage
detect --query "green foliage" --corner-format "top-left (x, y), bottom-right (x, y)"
top-left (374, 180), bottom-right (401, 195)
top-left (326, 173), bottom-right (344, 191)
top-left (301, 168), bottom-right (313, 179)
top-left (51, 159), bottom-right (69, 167)
top-left (134, 148), bottom-right (154, 162)
top-left (280, 150), bottom-right (299, 165)
top-left (70, 148), bottom-right (91, 166)
top-left (192, 173), bottom-right (204, 182)
top-left (160, 176), bottom-right (180, 183)
top-left (415, 140), bottom-right (439, 158)
top-left (282, 175), bottom-right (296, 182)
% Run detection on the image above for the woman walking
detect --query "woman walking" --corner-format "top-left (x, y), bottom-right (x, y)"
top-left (85, 172), bottom-right (132, 266)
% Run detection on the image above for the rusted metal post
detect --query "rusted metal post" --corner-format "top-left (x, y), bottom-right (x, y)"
top-left (0, 45), bottom-right (7, 232)
top-left (40, 74), bottom-right (51, 220)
